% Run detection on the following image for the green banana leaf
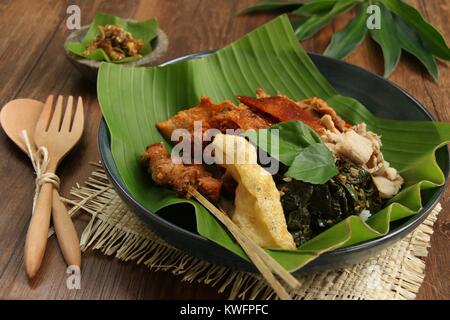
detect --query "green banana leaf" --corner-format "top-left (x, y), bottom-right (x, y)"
top-left (97, 15), bottom-right (450, 272)
top-left (65, 12), bottom-right (158, 63)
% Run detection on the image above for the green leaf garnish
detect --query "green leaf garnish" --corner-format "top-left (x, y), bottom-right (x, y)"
top-left (65, 12), bottom-right (158, 63)
top-left (245, 120), bottom-right (321, 165)
top-left (285, 143), bottom-right (339, 184)
top-left (242, 0), bottom-right (450, 79)
top-left (244, 121), bottom-right (338, 184)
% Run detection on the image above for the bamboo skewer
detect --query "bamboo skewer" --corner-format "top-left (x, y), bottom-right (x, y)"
top-left (189, 188), bottom-right (302, 300)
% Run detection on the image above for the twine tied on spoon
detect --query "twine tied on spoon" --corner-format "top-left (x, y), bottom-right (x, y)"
top-left (21, 129), bottom-right (60, 213)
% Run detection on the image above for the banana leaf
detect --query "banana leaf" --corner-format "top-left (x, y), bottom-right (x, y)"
top-left (65, 12), bottom-right (158, 63)
top-left (97, 15), bottom-right (450, 272)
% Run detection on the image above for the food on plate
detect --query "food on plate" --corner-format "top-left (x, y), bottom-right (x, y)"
top-left (83, 24), bottom-right (144, 61)
top-left (142, 89), bottom-right (404, 248)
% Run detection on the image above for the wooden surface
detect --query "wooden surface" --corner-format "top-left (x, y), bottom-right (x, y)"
top-left (0, 0), bottom-right (449, 300)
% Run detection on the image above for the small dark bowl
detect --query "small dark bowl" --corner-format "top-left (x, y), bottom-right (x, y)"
top-left (64, 23), bottom-right (168, 82)
top-left (98, 51), bottom-right (449, 275)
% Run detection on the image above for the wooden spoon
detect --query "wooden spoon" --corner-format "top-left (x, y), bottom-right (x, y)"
top-left (0, 98), bottom-right (81, 276)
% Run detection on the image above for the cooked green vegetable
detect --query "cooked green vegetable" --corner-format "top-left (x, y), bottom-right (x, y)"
top-left (279, 161), bottom-right (383, 246)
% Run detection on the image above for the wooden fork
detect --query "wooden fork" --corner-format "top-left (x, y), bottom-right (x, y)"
top-left (24, 95), bottom-right (84, 279)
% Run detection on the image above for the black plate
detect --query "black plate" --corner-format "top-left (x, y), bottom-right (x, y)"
top-left (98, 51), bottom-right (449, 274)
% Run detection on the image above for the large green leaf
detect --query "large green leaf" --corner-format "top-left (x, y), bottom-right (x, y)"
top-left (294, 0), bottom-right (358, 40)
top-left (323, 3), bottom-right (369, 60)
top-left (98, 15), bottom-right (450, 272)
top-left (292, 0), bottom-right (337, 16)
top-left (394, 15), bottom-right (439, 80)
top-left (65, 12), bottom-right (158, 63)
top-left (380, 0), bottom-right (450, 61)
top-left (239, 0), bottom-right (305, 14)
top-left (369, 2), bottom-right (402, 78)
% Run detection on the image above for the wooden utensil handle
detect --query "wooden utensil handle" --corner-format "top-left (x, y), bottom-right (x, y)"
top-left (24, 182), bottom-right (53, 279)
top-left (51, 188), bottom-right (81, 268)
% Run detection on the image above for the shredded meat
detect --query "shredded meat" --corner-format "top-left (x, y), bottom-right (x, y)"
top-left (319, 114), bottom-right (339, 133)
top-left (300, 97), bottom-right (351, 132)
top-left (372, 169), bottom-right (403, 199)
top-left (142, 143), bottom-right (222, 202)
top-left (321, 123), bottom-right (403, 199)
top-left (324, 130), bottom-right (374, 166)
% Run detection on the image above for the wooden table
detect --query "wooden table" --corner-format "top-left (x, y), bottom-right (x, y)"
top-left (0, 0), bottom-right (449, 300)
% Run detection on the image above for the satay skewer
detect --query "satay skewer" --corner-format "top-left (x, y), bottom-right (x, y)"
top-left (189, 187), bottom-right (302, 300)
